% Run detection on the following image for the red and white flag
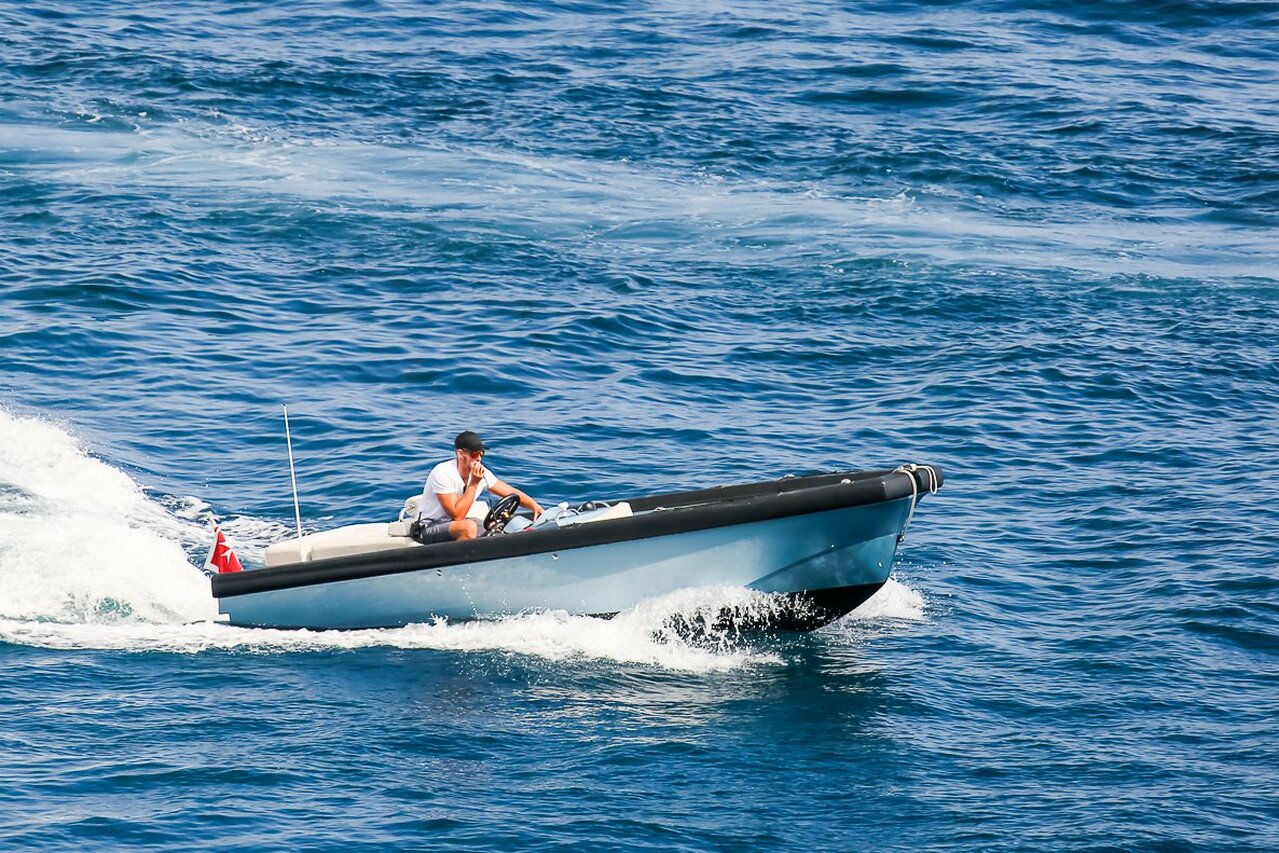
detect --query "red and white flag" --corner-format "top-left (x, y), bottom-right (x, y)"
top-left (205, 523), bottom-right (244, 574)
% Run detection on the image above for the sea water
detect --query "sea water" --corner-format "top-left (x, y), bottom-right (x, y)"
top-left (1, 1), bottom-right (1276, 849)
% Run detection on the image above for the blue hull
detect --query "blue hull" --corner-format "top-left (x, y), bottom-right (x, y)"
top-left (219, 499), bottom-right (911, 630)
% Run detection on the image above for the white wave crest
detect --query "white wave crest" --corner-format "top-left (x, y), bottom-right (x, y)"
top-left (0, 407), bottom-right (217, 624)
top-left (0, 576), bottom-right (930, 673)
top-left (0, 586), bottom-right (803, 673)
top-left (841, 577), bottom-right (927, 622)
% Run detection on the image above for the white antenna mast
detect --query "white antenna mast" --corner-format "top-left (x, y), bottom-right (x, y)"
top-left (283, 404), bottom-right (303, 541)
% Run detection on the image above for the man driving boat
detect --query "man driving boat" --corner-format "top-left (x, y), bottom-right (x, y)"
top-left (412, 431), bottom-right (544, 543)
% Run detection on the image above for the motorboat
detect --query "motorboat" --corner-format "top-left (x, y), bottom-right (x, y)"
top-left (210, 464), bottom-right (943, 631)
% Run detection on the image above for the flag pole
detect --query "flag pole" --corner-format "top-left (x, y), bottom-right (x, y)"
top-left (204, 515), bottom-right (221, 573)
top-left (283, 404), bottom-right (303, 541)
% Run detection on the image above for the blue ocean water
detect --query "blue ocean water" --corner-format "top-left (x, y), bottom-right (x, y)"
top-left (2, 0), bottom-right (1278, 848)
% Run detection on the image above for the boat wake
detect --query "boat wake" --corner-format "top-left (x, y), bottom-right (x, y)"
top-left (0, 407), bottom-right (926, 672)
top-left (0, 580), bottom-right (925, 673)
top-left (0, 407), bottom-right (218, 626)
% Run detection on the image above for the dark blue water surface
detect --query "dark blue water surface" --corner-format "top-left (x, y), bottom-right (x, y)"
top-left (2, 1), bottom-right (1278, 849)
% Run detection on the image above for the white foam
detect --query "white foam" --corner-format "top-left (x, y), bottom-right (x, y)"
top-left (842, 577), bottom-right (927, 622)
top-left (0, 407), bottom-right (217, 624)
top-left (0, 573), bottom-right (929, 674)
top-left (0, 584), bottom-right (799, 672)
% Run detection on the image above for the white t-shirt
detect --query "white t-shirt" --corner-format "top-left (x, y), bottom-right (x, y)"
top-left (418, 459), bottom-right (497, 523)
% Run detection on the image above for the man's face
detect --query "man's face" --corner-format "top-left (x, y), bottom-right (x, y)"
top-left (457, 448), bottom-right (484, 467)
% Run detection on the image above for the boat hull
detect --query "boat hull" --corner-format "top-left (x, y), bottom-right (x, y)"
top-left (217, 498), bottom-right (912, 630)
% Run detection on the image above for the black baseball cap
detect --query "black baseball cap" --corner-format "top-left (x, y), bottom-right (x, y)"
top-left (455, 431), bottom-right (486, 453)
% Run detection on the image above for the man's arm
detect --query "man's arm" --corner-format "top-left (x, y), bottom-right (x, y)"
top-left (437, 471), bottom-right (486, 521)
top-left (490, 479), bottom-right (544, 519)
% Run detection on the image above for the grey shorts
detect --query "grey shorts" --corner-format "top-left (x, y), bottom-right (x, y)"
top-left (411, 519), bottom-right (455, 545)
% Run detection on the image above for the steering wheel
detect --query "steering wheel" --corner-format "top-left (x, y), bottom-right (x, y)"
top-left (482, 494), bottom-right (522, 536)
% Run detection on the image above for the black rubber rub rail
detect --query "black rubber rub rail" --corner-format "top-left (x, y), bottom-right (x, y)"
top-left (211, 466), bottom-right (944, 599)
